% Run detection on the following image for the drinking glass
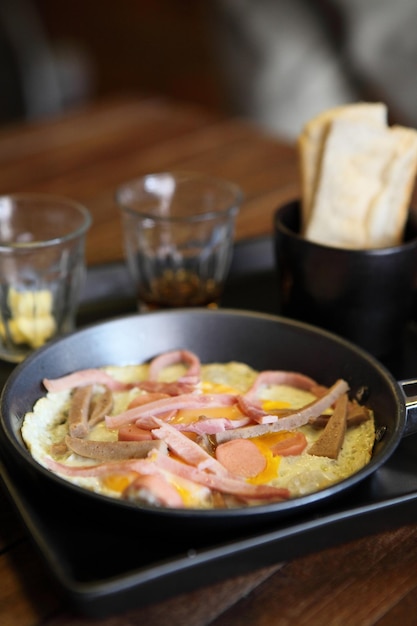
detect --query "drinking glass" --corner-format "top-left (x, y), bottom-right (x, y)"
top-left (0, 193), bottom-right (92, 362)
top-left (117, 172), bottom-right (242, 311)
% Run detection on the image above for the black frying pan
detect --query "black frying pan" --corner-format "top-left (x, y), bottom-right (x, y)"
top-left (1, 308), bottom-right (416, 526)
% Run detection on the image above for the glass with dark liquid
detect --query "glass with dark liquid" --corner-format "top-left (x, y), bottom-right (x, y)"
top-left (117, 172), bottom-right (242, 311)
top-left (138, 269), bottom-right (222, 310)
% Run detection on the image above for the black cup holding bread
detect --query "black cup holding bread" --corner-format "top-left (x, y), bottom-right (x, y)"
top-left (274, 200), bottom-right (417, 358)
top-left (274, 102), bottom-right (417, 358)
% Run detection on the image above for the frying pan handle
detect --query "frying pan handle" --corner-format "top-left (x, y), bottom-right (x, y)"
top-left (398, 379), bottom-right (417, 436)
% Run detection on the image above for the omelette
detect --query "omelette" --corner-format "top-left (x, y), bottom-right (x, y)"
top-left (21, 350), bottom-right (375, 509)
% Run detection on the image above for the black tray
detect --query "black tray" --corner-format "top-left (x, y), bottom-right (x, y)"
top-left (2, 237), bottom-right (417, 618)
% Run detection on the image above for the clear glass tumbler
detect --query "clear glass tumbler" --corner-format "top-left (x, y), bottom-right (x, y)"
top-left (0, 193), bottom-right (92, 362)
top-left (117, 172), bottom-right (242, 311)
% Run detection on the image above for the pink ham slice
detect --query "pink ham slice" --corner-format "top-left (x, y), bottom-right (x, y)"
top-left (133, 414), bottom-right (176, 430)
top-left (44, 456), bottom-right (157, 478)
top-left (105, 393), bottom-right (237, 429)
top-left (150, 417), bottom-right (228, 475)
top-left (135, 380), bottom-right (196, 396)
top-left (215, 379), bottom-right (350, 443)
top-left (123, 474), bottom-right (185, 508)
top-left (174, 416), bottom-right (251, 435)
top-left (239, 370), bottom-right (321, 424)
top-left (153, 451), bottom-right (290, 501)
top-left (237, 396), bottom-right (277, 425)
top-left (127, 392), bottom-right (170, 409)
top-left (44, 456), bottom-right (199, 508)
top-left (243, 370), bottom-right (319, 404)
top-left (44, 446), bottom-right (289, 504)
top-left (43, 369), bottom-right (128, 393)
top-left (148, 349), bottom-right (201, 384)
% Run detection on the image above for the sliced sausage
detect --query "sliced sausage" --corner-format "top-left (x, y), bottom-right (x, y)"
top-left (270, 431), bottom-right (307, 456)
top-left (215, 438), bottom-right (267, 478)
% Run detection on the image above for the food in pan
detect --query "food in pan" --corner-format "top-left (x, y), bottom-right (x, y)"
top-left (298, 102), bottom-right (417, 249)
top-left (21, 349), bottom-right (375, 509)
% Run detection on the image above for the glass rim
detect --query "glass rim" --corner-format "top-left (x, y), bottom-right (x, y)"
top-left (115, 171), bottom-right (243, 223)
top-left (0, 193), bottom-right (92, 250)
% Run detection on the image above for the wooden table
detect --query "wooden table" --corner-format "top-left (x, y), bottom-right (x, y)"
top-left (2, 96), bottom-right (417, 626)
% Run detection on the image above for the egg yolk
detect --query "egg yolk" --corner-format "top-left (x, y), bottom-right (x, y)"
top-left (201, 381), bottom-right (240, 395)
top-left (170, 480), bottom-right (196, 507)
top-left (256, 431), bottom-right (295, 447)
top-left (246, 431), bottom-right (297, 485)
top-left (172, 404), bottom-right (245, 425)
top-left (102, 473), bottom-right (135, 493)
top-left (246, 440), bottom-right (280, 484)
top-left (261, 399), bottom-right (291, 412)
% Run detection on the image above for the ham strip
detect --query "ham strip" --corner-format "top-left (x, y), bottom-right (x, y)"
top-left (175, 416), bottom-right (251, 435)
top-left (105, 393), bottom-right (237, 429)
top-left (148, 349), bottom-right (201, 384)
top-left (44, 456), bottom-right (157, 477)
top-left (68, 386), bottom-right (93, 438)
top-left (45, 455), bottom-right (210, 508)
top-left (238, 370), bottom-right (322, 424)
top-left (153, 451), bottom-right (290, 501)
top-left (127, 392), bottom-right (170, 409)
top-left (43, 369), bottom-right (128, 393)
top-left (243, 370), bottom-right (319, 404)
top-left (44, 456), bottom-right (198, 510)
top-left (236, 395), bottom-right (279, 424)
top-left (136, 380), bottom-right (197, 396)
top-left (65, 435), bottom-right (168, 460)
top-left (150, 417), bottom-right (228, 475)
top-left (134, 413), bottom-right (177, 429)
top-left (123, 474), bottom-right (185, 508)
top-left (215, 379), bottom-right (349, 443)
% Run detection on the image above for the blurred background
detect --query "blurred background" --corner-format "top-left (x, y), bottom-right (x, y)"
top-left (1, 0), bottom-right (417, 140)
top-left (0, 0), bottom-right (224, 126)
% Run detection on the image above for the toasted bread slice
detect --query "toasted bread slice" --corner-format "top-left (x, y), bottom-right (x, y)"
top-left (298, 102), bottom-right (387, 232)
top-left (304, 118), bottom-right (417, 249)
top-left (366, 126), bottom-right (417, 247)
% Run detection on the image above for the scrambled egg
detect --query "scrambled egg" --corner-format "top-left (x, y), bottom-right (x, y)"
top-left (22, 361), bottom-right (375, 506)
